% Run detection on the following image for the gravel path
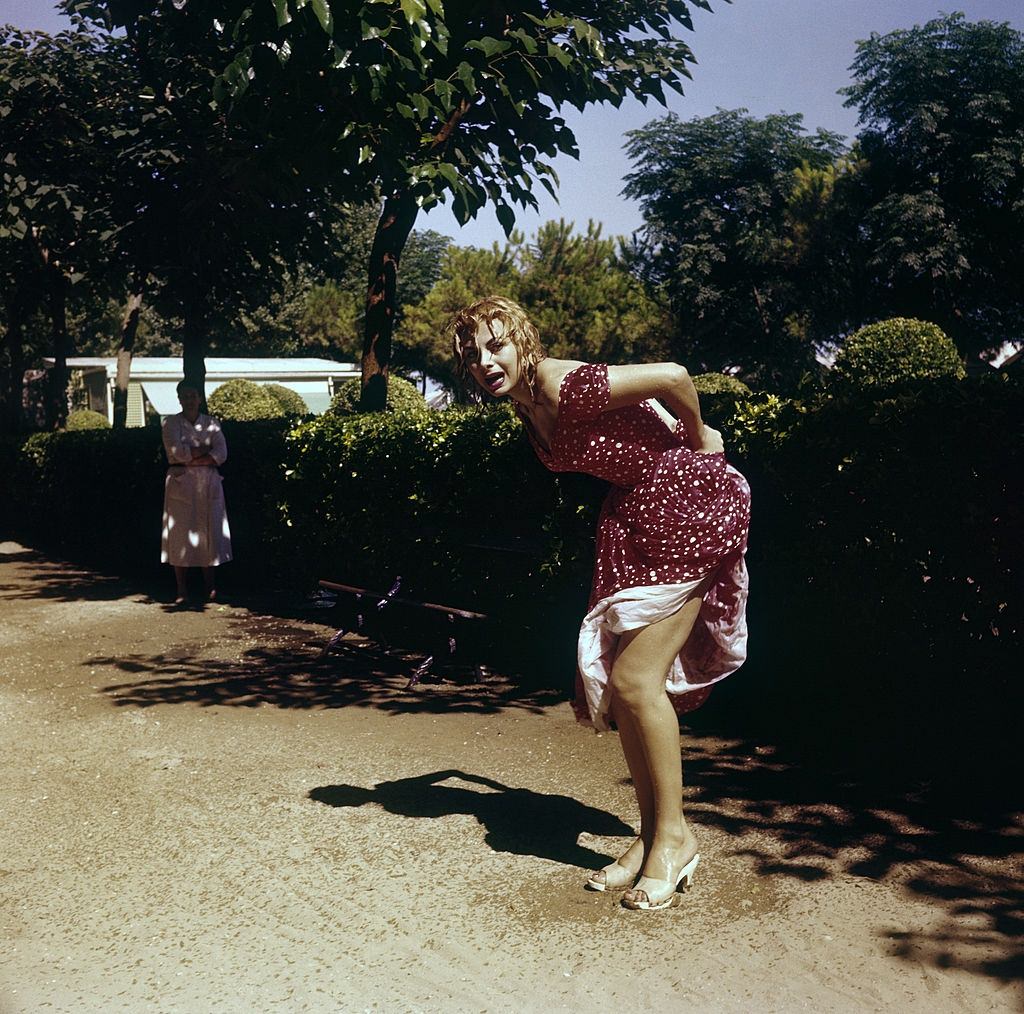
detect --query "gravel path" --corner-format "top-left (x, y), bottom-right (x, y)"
top-left (1, 542), bottom-right (1019, 1013)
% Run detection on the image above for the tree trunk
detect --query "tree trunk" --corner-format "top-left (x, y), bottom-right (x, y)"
top-left (751, 283), bottom-right (773, 340)
top-left (45, 269), bottom-right (72, 431)
top-left (181, 293), bottom-right (209, 410)
top-left (112, 282), bottom-right (146, 429)
top-left (2, 288), bottom-right (30, 434)
top-left (360, 191), bottom-right (419, 411)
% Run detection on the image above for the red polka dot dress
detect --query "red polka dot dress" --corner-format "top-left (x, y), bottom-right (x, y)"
top-left (521, 363), bottom-right (751, 729)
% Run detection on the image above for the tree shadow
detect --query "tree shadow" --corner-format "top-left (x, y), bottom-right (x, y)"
top-left (0, 541), bottom-right (294, 609)
top-left (93, 617), bottom-right (562, 716)
top-left (309, 769), bottom-right (633, 869)
top-left (8, 543), bottom-right (1019, 983)
top-left (681, 735), bottom-right (1024, 986)
top-left (0, 553), bottom-right (153, 603)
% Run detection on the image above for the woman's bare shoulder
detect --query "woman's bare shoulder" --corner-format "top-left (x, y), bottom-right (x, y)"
top-left (535, 357), bottom-right (588, 402)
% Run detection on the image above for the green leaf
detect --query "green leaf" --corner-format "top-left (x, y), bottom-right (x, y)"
top-left (495, 203), bottom-right (516, 236)
top-left (272, 0), bottom-right (291, 28)
top-left (508, 29), bottom-right (537, 55)
top-left (433, 78), bottom-right (453, 109)
top-left (545, 43), bottom-right (572, 70)
top-left (466, 37), bottom-right (511, 59)
top-left (456, 61), bottom-right (475, 93)
top-left (437, 162), bottom-right (460, 188)
top-left (400, 0), bottom-right (427, 25)
top-left (310, 0), bottom-right (333, 35)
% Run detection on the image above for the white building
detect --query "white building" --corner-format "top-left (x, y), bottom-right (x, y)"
top-left (52, 356), bottom-right (361, 426)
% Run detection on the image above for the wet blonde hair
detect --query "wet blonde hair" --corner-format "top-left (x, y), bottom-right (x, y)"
top-left (448, 295), bottom-right (547, 402)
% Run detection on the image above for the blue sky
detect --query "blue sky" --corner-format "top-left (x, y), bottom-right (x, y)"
top-left (7, 1), bottom-right (1024, 247)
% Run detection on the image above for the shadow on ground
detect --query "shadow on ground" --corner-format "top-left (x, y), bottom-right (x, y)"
top-left (0, 547), bottom-right (153, 603)
top-left (310, 769), bottom-right (633, 869)
top-left (6, 542), bottom-right (1020, 988)
top-left (682, 737), bottom-right (1024, 986)
top-left (313, 742), bottom-right (1022, 987)
top-left (92, 612), bottom-right (561, 716)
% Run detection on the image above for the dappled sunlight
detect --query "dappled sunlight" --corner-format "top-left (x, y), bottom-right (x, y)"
top-left (0, 548), bottom-right (152, 604)
top-left (91, 618), bottom-right (560, 716)
top-left (681, 735), bottom-right (1024, 985)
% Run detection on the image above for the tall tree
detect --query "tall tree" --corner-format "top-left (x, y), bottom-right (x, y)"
top-left (0, 237), bottom-right (44, 432)
top-left (68, 0), bottom-right (723, 409)
top-left (102, 10), bottom-right (343, 400)
top-left (624, 109), bottom-right (845, 388)
top-left (231, 204), bottom-right (451, 361)
top-left (397, 219), bottom-right (670, 388)
top-left (517, 220), bottom-right (671, 364)
top-left (0, 25), bottom-right (121, 429)
top-left (842, 13), bottom-right (1024, 360)
top-left (782, 153), bottom-right (872, 354)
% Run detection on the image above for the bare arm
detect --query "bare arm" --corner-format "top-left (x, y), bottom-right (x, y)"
top-left (606, 362), bottom-right (721, 452)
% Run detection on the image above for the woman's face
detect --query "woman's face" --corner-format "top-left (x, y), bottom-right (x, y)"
top-left (178, 387), bottom-right (201, 420)
top-left (465, 318), bottom-right (521, 397)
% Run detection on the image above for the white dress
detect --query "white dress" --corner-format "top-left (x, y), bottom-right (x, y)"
top-left (160, 413), bottom-right (233, 567)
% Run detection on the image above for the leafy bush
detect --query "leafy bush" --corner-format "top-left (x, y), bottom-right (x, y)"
top-left (263, 383), bottom-right (310, 416)
top-left (692, 372), bottom-right (752, 396)
top-left (327, 375), bottom-right (427, 416)
top-left (207, 378), bottom-right (285, 421)
top-left (10, 426), bottom-right (167, 566)
top-left (831, 317), bottom-right (965, 388)
top-left (7, 372), bottom-right (1021, 785)
top-left (283, 402), bottom-right (554, 600)
top-left (65, 409), bottom-right (111, 430)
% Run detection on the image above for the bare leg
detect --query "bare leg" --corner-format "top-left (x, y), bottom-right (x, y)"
top-left (587, 699), bottom-right (653, 887)
top-left (610, 595), bottom-right (704, 906)
top-left (172, 566), bottom-right (188, 603)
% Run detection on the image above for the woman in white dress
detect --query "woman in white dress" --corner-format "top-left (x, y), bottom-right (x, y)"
top-left (160, 380), bottom-right (232, 603)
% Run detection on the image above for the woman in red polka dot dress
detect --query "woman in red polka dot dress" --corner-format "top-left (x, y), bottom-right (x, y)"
top-left (450, 296), bottom-right (750, 912)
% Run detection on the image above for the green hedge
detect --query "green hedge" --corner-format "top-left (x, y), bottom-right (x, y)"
top-left (327, 375), bottom-right (427, 415)
top-left (709, 374), bottom-right (1021, 766)
top-left (208, 378), bottom-right (285, 421)
top-left (4, 372), bottom-right (1020, 782)
top-left (65, 409), bottom-right (111, 430)
top-left (691, 372), bottom-right (752, 396)
top-left (263, 383), bottom-right (310, 416)
top-left (832, 317), bottom-right (965, 389)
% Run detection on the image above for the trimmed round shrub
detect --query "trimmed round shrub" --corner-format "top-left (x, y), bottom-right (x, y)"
top-left (65, 409), bottom-right (111, 430)
top-left (831, 318), bottom-right (965, 388)
top-left (263, 383), bottom-right (309, 416)
top-left (692, 372), bottom-right (752, 396)
top-left (327, 375), bottom-right (427, 416)
top-left (207, 378), bottom-right (284, 421)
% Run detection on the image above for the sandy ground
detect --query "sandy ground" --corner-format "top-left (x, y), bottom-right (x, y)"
top-left (0, 541), bottom-right (1020, 1014)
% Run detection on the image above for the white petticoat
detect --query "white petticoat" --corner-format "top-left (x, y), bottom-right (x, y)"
top-left (577, 558), bottom-right (749, 731)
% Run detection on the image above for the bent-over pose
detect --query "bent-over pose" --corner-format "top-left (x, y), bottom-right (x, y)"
top-left (450, 296), bottom-right (750, 911)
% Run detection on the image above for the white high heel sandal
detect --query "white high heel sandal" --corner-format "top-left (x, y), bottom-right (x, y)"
top-left (586, 861), bottom-right (638, 892)
top-left (622, 853), bottom-right (700, 911)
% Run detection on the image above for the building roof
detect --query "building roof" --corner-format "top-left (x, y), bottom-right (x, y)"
top-left (53, 356), bottom-right (359, 378)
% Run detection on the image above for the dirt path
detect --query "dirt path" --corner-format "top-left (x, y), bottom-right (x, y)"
top-left (0, 541), bottom-right (1020, 1013)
